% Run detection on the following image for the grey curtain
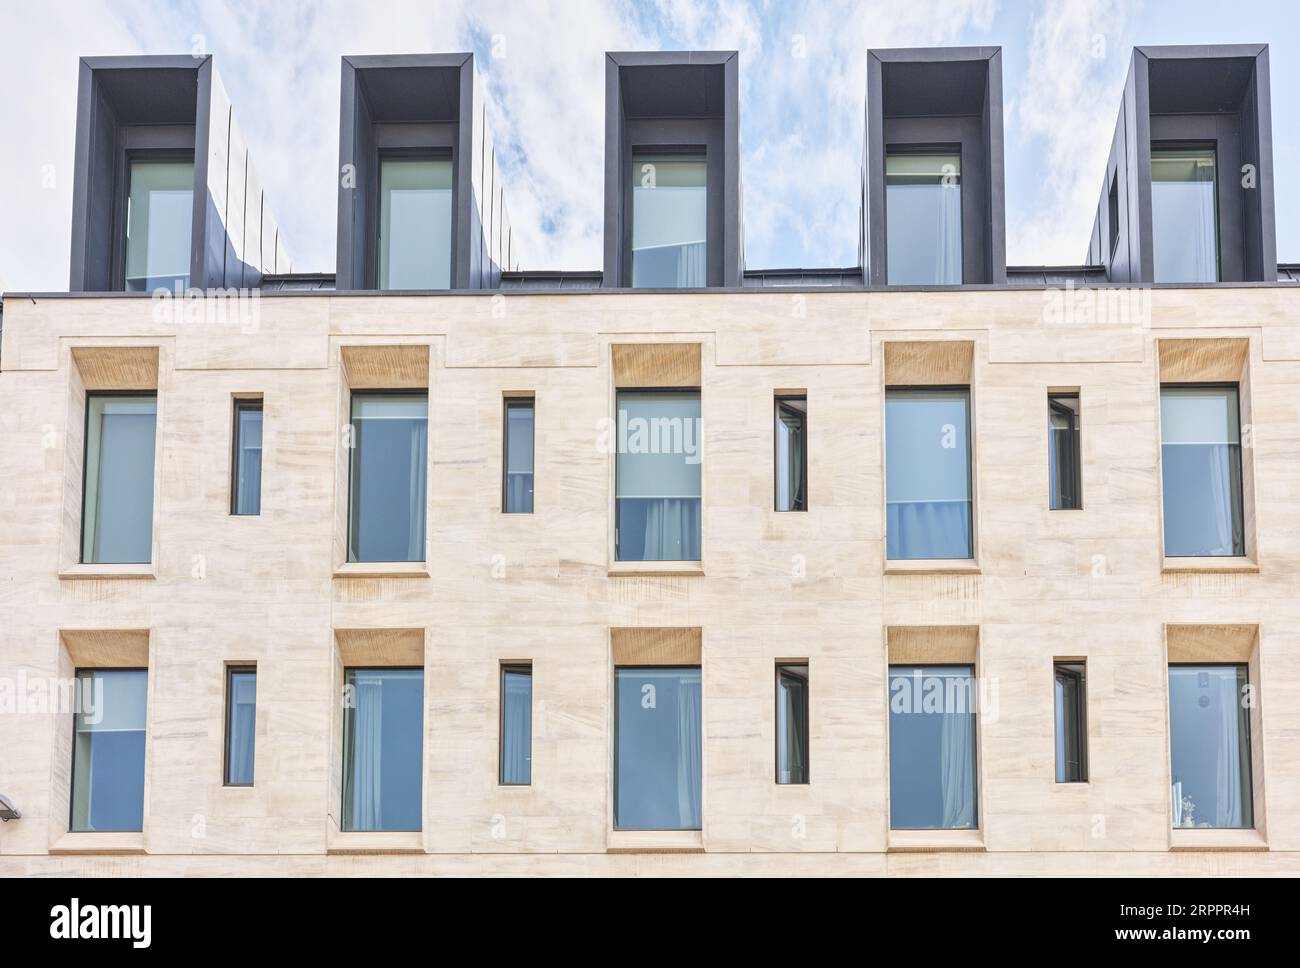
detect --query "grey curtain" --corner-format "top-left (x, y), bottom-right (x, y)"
top-left (501, 673), bottom-right (532, 784)
top-left (1214, 673), bottom-right (1247, 828)
top-left (939, 700), bottom-right (975, 828)
top-left (406, 423), bottom-right (428, 561)
top-left (676, 677), bottom-right (702, 828)
top-left (349, 676), bottom-right (384, 831)
top-left (886, 500), bottom-right (971, 560)
top-left (676, 241), bottom-right (706, 287)
top-left (640, 498), bottom-right (702, 560)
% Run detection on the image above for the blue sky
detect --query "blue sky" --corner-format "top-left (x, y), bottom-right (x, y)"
top-left (0, 0), bottom-right (1295, 290)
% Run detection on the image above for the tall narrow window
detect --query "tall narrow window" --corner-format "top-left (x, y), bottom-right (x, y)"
top-left (886, 151), bottom-right (961, 285)
top-left (775, 664), bottom-right (809, 784)
top-left (224, 667), bottom-right (257, 786)
top-left (774, 395), bottom-right (807, 512)
top-left (378, 157), bottom-right (452, 291)
top-left (1169, 665), bottom-right (1252, 829)
top-left (503, 398), bottom-right (534, 514)
top-left (231, 398), bottom-right (263, 515)
top-left (631, 152), bottom-right (706, 288)
top-left (888, 665), bottom-right (978, 829)
top-left (1160, 385), bottom-right (1244, 557)
top-left (82, 393), bottom-right (157, 564)
top-left (886, 388), bottom-right (972, 560)
top-left (614, 666), bottom-right (702, 830)
top-left (1054, 662), bottom-right (1087, 783)
top-left (1151, 147), bottom-right (1218, 283)
top-left (615, 390), bottom-right (701, 561)
top-left (1107, 174), bottom-right (1120, 256)
top-left (347, 393), bottom-right (428, 563)
top-left (499, 665), bottom-right (533, 785)
top-left (1049, 392), bottom-right (1081, 510)
top-left (342, 667), bottom-right (423, 832)
top-left (71, 668), bottom-right (148, 832)
top-left (124, 157), bottom-right (193, 292)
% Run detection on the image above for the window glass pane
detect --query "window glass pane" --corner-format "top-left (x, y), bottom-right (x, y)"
top-left (775, 397), bottom-right (807, 512)
top-left (500, 667), bottom-right (532, 785)
top-left (348, 393), bottom-right (428, 563)
top-left (82, 394), bottom-right (157, 564)
top-left (615, 667), bottom-right (701, 830)
top-left (226, 669), bottom-right (257, 785)
top-left (776, 665), bottom-right (809, 784)
top-left (71, 669), bottom-right (147, 832)
top-left (1151, 148), bottom-right (1218, 283)
top-left (503, 401), bottom-right (534, 513)
top-left (124, 158), bottom-right (193, 292)
top-left (631, 154), bottom-right (706, 288)
top-left (1049, 393), bottom-right (1081, 510)
top-left (886, 388), bottom-right (972, 559)
top-left (1160, 385), bottom-right (1244, 557)
top-left (888, 666), bottom-right (978, 829)
top-left (233, 402), bottom-right (263, 515)
top-left (615, 390), bottom-right (702, 561)
top-left (1169, 665), bottom-right (1252, 829)
top-left (1054, 662), bottom-right (1087, 782)
top-left (379, 158), bottom-right (452, 290)
top-left (886, 152), bottom-right (961, 285)
top-left (342, 668), bottom-right (423, 831)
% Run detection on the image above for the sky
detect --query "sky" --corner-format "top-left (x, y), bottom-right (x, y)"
top-left (0, 0), bottom-right (1296, 291)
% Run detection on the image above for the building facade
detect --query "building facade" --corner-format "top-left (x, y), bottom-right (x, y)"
top-left (0, 46), bottom-right (1297, 876)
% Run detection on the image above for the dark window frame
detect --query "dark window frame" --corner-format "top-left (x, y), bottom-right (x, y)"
top-left (501, 397), bottom-right (535, 514)
top-left (340, 664), bottom-right (425, 833)
top-left (498, 663), bottom-right (533, 786)
top-left (223, 665), bottom-right (257, 787)
top-left (80, 388), bottom-right (158, 565)
top-left (625, 144), bottom-right (709, 289)
top-left (1150, 140), bottom-right (1221, 284)
top-left (1158, 380), bottom-right (1245, 558)
top-left (774, 395), bottom-right (808, 512)
top-left (1107, 171), bottom-right (1120, 257)
top-left (774, 662), bottom-right (810, 785)
top-left (1168, 661), bottom-right (1254, 829)
top-left (1053, 661), bottom-right (1088, 783)
top-left (1048, 391), bottom-right (1082, 510)
top-left (230, 396), bottom-right (264, 516)
top-left (883, 142), bottom-right (965, 286)
top-left (111, 140), bottom-right (197, 293)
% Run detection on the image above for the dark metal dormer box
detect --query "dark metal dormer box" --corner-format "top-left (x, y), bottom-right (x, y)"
top-left (335, 53), bottom-right (515, 292)
top-left (1088, 45), bottom-right (1276, 284)
top-left (69, 55), bottom-right (291, 293)
top-left (863, 47), bottom-right (1006, 286)
top-left (602, 51), bottom-right (742, 289)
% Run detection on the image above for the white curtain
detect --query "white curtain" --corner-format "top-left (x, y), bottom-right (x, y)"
top-left (676, 241), bottom-right (706, 287)
top-left (939, 704), bottom-right (975, 828)
top-left (639, 498), bottom-right (702, 560)
top-left (676, 677), bottom-right (702, 828)
top-left (406, 423), bottom-right (428, 561)
top-left (1214, 674), bottom-right (1246, 828)
top-left (887, 499), bottom-right (971, 560)
top-left (934, 182), bottom-right (962, 284)
top-left (350, 677), bottom-right (384, 830)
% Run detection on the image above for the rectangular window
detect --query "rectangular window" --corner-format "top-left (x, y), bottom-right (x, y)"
top-left (774, 396), bottom-right (807, 512)
top-left (82, 393), bottom-right (157, 564)
top-left (231, 398), bottom-right (263, 515)
top-left (1054, 662), bottom-right (1087, 782)
top-left (615, 390), bottom-right (701, 561)
top-left (71, 668), bottom-right (147, 832)
top-left (124, 157), bottom-right (194, 292)
top-left (1169, 665), bottom-right (1252, 829)
top-left (1160, 385), bottom-right (1244, 557)
top-left (342, 667), bottom-right (423, 832)
top-left (888, 665), bottom-right (978, 829)
top-left (224, 667), bottom-right (257, 786)
top-left (614, 666), bottom-right (701, 830)
top-left (1049, 392), bottom-right (1081, 510)
top-left (631, 152), bottom-right (706, 288)
top-left (499, 665), bottom-right (533, 785)
top-left (775, 664), bottom-right (809, 784)
top-left (1151, 147), bottom-right (1218, 283)
top-left (886, 388), bottom-right (972, 560)
top-left (886, 151), bottom-right (962, 285)
top-left (378, 156), bottom-right (452, 291)
top-left (503, 398), bottom-right (535, 513)
top-left (347, 392), bottom-right (428, 563)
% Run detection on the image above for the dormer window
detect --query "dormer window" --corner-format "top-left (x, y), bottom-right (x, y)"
top-left (886, 151), bottom-right (962, 285)
top-left (378, 156), bottom-right (452, 290)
